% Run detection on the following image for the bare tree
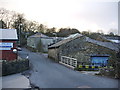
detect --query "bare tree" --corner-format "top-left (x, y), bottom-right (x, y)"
top-left (25, 20), bottom-right (39, 32)
top-left (0, 8), bottom-right (19, 28)
top-left (0, 8), bottom-right (8, 20)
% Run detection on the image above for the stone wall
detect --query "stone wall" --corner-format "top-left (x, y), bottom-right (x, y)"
top-left (59, 36), bottom-right (117, 65)
top-left (27, 37), bottom-right (54, 52)
top-left (48, 48), bottom-right (59, 62)
top-left (27, 37), bottom-right (40, 48)
top-left (41, 38), bottom-right (54, 52)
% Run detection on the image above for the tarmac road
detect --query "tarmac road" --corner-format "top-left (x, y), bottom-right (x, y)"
top-left (18, 48), bottom-right (119, 88)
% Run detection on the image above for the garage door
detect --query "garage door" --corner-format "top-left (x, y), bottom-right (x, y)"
top-left (91, 56), bottom-right (108, 66)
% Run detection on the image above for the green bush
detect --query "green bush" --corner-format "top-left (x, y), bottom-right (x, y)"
top-left (2, 59), bottom-right (29, 76)
top-left (114, 61), bottom-right (120, 78)
top-left (99, 66), bottom-right (116, 78)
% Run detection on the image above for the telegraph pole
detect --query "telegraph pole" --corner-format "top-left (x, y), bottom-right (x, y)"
top-left (19, 24), bottom-right (22, 46)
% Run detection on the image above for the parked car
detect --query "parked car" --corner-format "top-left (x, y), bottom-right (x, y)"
top-left (17, 47), bottom-right (22, 51)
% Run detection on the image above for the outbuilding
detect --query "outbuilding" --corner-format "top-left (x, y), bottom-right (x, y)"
top-left (27, 33), bottom-right (54, 52)
top-left (0, 29), bottom-right (18, 60)
top-left (48, 34), bottom-right (119, 67)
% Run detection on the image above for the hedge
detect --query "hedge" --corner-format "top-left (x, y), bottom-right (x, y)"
top-left (2, 59), bottom-right (29, 76)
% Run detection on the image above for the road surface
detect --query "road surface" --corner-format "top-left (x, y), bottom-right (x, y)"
top-left (2, 73), bottom-right (30, 88)
top-left (19, 48), bottom-right (119, 88)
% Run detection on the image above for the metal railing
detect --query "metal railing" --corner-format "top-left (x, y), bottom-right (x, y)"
top-left (59, 56), bottom-right (77, 68)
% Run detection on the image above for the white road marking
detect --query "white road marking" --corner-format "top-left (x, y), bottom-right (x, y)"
top-left (77, 86), bottom-right (91, 88)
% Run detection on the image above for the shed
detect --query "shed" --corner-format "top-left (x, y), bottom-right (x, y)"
top-left (27, 33), bottom-right (54, 52)
top-left (48, 34), bottom-right (119, 66)
top-left (48, 34), bottom-right (82, 61)
top-left (0, 29), bottom-right (18, 60)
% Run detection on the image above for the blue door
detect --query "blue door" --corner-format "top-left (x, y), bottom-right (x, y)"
top-left (91, 56), bottom-right (108, 66)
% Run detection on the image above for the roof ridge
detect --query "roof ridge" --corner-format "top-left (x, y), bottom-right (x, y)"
top-left (85, 36), bottom-right (119, 51)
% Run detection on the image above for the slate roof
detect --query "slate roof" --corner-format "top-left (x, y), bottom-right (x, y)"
top-left (85, 37), bottom-right (119, 51)
top-left (0, 29), bottom-right (18, 40)
top-left (48, 34), bottom-right (82, 48)
top-left (48, 34), bottom-right (119, 51)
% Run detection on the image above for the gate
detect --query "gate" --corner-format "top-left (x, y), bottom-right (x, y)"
top-left (59, 56), bottom-right (77, 68)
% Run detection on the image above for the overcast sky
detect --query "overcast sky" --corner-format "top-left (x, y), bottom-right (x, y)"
top-left (0, 0), bottom-right (119, 34)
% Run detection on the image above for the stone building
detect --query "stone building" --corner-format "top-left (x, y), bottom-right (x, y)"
top-left (48, 34), bottom-right (119, 66)
top-left (27, 33), bottom-right (54, 52)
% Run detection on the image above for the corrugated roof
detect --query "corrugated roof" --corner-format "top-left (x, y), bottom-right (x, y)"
top-left (48, 35), bottom-right (81, 48)
top-left (0, 29), bottom-right (18, 40)
top-left (64, 33), bottom-right (82, 39)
